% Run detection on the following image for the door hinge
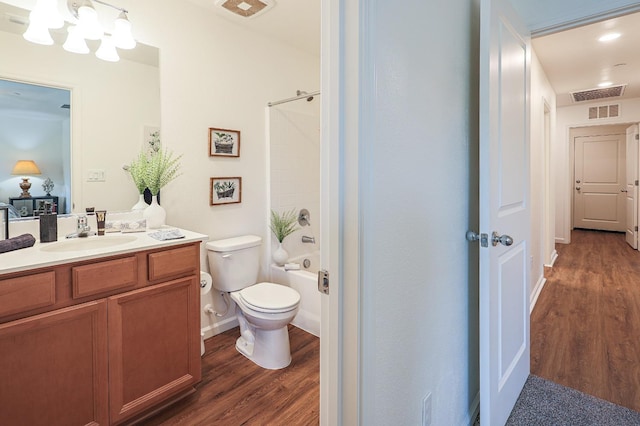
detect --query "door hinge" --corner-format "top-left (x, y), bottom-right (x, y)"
top-left (636, 134), bottom-right (639, 140)
top-left (635, 180), bottom-right (639, 186)
top-left (318, 270), bottom-right (329, 295)
top-left (635, 226), bottom-right (638, 232)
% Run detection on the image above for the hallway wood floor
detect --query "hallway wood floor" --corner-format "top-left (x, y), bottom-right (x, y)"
top-left (531, 229), bottom-right (640, 413)
top-left (142, 325), bottom-right (319, 425)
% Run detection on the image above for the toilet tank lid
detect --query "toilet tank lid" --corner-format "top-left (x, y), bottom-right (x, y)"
top-left (206, 235), bottom-right (262, 252)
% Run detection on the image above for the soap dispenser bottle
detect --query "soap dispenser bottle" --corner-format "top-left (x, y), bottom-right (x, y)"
top-left (39, 202), bottom-right (58, 243)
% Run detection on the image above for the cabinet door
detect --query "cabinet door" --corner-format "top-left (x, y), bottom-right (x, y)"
top-left (0, 301), bottom-right (108, 426)
top-left (108, 276), bottom-right (201, 424)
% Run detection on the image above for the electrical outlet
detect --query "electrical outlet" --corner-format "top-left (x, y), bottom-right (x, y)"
top-left (422, 392), bottom-right (432, 426)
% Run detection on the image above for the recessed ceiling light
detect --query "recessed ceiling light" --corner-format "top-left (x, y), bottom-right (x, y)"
top-left (598, 81), bottom-right (613, 87)
top-left (599, 33), bottom-right (621, 42)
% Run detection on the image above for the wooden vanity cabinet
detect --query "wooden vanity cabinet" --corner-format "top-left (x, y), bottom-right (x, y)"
top-left (0, 301), bottom-right (109, 426)
top-left (0, 242), bottom-right (201, 426)
top-left (108, 276), bottom-right (201, 424)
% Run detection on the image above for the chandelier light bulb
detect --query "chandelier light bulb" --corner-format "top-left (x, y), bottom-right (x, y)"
top-left (96, 36), bottom-right (120, 62)
top-left (77, 0), bottom-right (104, 40)
top-left (63, 25), bottom-right (90, 54)
top-left (23, 20), bottom-right (54, 45)
top-left (31, 0), bottom-right (64, 29)
top-left (112, 11), bottom-right (136, 49)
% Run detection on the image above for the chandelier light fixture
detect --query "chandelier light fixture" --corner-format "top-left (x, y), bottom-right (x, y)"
top-left (23, 0), bottom-right (136, 62)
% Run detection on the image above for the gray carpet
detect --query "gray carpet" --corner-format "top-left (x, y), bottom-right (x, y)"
top-left (506, 375), bottom-right (640, 425)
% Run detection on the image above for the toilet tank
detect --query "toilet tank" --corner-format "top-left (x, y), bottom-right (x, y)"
top-left (206, 235), bottom-right (262, 292)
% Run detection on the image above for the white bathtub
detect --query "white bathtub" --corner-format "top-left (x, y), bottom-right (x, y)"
top-left (270, 251), bottom-right (321, 337)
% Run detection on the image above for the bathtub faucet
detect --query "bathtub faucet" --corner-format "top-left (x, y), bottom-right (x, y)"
top-left (302, 236), bottom-right (316, 244)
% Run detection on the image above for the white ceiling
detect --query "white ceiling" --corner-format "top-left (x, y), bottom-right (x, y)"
top-left (533, 11), bottom-right (640, 107)
top-left (185, 0), bottom-right (320, 57)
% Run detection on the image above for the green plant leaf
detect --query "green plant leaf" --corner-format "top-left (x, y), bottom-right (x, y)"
top-left (269, 208), bottom-right (299, 243)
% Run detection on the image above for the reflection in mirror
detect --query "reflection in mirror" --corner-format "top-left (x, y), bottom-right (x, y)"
top-left (0, 79), bottom-right (71, 216)
top-left (0, 1), bottom-right (160, 220)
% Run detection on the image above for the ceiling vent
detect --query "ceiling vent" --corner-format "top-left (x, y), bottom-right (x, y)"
top-left (571, 85), bottom-right (626, 103)
top-left (588, 104), bottom-right (620, 120)
top-left (215, 0), bottom-right (275, 18)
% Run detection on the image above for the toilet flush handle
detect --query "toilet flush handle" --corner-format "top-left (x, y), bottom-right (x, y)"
top-left (222, 254), bottom-right (232, 259)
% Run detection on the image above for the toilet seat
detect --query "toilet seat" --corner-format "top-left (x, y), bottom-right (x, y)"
top-left (238, 282), bottom-right (300, 313)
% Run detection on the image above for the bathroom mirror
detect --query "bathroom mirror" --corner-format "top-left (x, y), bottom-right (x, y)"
top-left (0, 2), bottom-right (160, 219)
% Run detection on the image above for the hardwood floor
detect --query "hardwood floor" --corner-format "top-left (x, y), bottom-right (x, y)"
top-left (531, 229), bottom-right (640, 412)
top-left (141, 325), bottom-right (319, 425)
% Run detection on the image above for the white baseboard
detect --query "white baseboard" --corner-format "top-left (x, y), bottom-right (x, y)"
top-left (544, 250), bottom-right (558, 268)
top-left (530, 275), bottom-right (547, 313)
top-left (468, 392), bottom-right (480, 426)
top-left (201, 316), bottom-right (239, 340)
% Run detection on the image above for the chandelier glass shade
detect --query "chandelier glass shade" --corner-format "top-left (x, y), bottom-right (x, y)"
top-left (22, 0), bottom-right (136, 63)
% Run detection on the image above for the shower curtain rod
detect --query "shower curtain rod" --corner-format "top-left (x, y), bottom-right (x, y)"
top-left (267, 91), bottom-right (321, 107)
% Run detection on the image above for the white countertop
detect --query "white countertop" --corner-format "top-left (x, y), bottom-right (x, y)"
top-left (0, 227), bottom-right (209, 275)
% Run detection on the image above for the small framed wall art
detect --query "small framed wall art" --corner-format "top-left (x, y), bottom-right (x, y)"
top-left (210, 177), bottom-right (242, 205)
top-left (209, 127), bottom-right (240, 157)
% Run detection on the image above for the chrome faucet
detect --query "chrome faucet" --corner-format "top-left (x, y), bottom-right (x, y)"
top-left (66, 215), bottom-right (94, 238)
top-left (301, 235), bottom-right (315, 244)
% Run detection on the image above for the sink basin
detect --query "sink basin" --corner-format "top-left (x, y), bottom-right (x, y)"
top-left (40, 235), bottom-right (138, 252)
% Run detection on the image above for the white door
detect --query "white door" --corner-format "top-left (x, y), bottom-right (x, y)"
top-left (479, 0), bottom-right (530, 424)
top-left (574, 133), bottom-right (626, 232)
top-left (625, 124), bottom-right (638, 249)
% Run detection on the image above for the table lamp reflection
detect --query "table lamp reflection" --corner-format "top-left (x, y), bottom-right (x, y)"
top-left (11, 160), bottom-right (42, 198)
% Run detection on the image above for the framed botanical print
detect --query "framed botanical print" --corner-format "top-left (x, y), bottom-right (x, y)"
top-left (209, 128), bottom-right (240, 157)
top-left (210, 177), bottom-right (242, 205)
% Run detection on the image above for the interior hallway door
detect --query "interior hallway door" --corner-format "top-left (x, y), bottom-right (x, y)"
top-left (479, 0), bottom-right (531, 423)
top-left (573, 131), bottom-right (626, 232)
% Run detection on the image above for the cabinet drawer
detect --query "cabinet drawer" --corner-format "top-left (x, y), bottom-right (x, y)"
top-left (0, 272), bottom-right (56, 317)
top-left (148, 245), bottom-right (198, 281)
top-left (72, 257), bottom-right (138, 299)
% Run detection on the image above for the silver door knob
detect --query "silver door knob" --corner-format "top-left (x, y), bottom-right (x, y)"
top-left (492, 232), bottom-right (513, 247)
top-left (621, 189), bottom-right (628, 192)
top-left (576, 180), bottom-right (581, 183)
top-left (576, 186), bottom-right (581, 190)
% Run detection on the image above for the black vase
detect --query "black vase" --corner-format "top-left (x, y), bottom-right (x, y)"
top-left (143, 188), bottom-right (160, 205)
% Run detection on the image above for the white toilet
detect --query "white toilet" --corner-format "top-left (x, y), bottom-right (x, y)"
top-left (206, 235), bottom-right (301, 369)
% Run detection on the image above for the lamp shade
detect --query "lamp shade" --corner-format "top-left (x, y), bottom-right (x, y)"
top-left (11, 160), bottom-right (42, 176)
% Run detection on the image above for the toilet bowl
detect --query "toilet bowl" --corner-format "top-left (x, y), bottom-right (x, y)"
top-left (206, 235), bottom-right (301, 369)
top-left (231, 282), bottom-right (300, 369)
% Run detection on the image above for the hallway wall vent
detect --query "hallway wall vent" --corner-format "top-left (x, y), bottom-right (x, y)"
top-left (588, 104), bottom-right (620, 120)
top-left (571, 84), bottom-right (626, 103)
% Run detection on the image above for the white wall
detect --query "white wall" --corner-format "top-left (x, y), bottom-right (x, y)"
top-left (358, 0), bottom-right (478, 423)
top-left (529, 49), bottom-right (556, 305)
top-left (554, 97), bottom-right (640, 244)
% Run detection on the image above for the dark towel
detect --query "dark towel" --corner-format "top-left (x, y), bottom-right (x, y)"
top-left (0, 234), bottom-right (36, 254)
